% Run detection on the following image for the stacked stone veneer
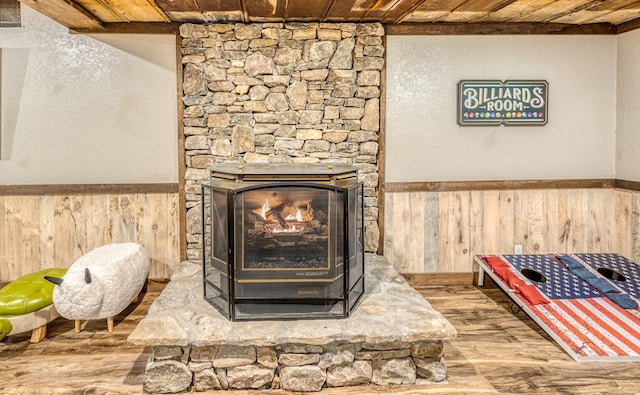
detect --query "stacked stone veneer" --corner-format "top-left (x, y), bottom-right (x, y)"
top-left (180, 22), bottom-right (384, 260)
top-left (144, 341), bottom-right (446, 392)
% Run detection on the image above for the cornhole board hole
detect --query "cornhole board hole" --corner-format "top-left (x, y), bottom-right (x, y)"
top-left (475, 253), bottom-right (640, 362)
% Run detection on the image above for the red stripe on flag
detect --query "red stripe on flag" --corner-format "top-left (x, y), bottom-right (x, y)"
top-left (564, 299), bottom-right (638, 356)
top-left (588, 298), bottom-right (640, 344)
top-left (547, 300), bottom-right (611, 356)
top-left (532, 303), bottom-right (592, 357)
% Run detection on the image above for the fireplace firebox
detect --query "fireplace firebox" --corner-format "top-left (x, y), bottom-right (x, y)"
top-left (201, 163), bottom-right (364, 321)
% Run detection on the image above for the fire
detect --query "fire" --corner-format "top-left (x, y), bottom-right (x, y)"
top-left (295, 208), bottom-right (303, 222)
top-left (254, 198), bottom-right (314, 234)
top-left (261, 200), bottom-right (270, 220)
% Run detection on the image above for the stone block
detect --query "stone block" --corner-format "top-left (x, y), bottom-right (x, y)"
top-left (183, 64), bottom-right (206, 96)
top-left (153, 346), bottom-right (185, 362)
top-left (193, 368), bottom-right (223, 390)
top-left (265, 93), bottom-right (289, 111)
top-left (371, 358), bottom-right (416, 386)
top-left (326, 360), bottom-right (372, 387)
top-left (299, 110), bottom-right (324, 124)
top-left (413, 356), bottom-right (447, 382)
top-left (263, 75), bottom-right (291, 87)
top-left (329, 38), bottom-right (355, 69)
top-left (365, 221), bottom-right (380, 252)
top-left (244, 52), bottom-right (276, 76)
top-left (296, 129), bottom-right (323, 140)
top-left (207, 80), bottom-right (235, 92)
top-left (323, 131), bottom-right (348, 143)
top-left (304, 140), bottom-right (331, 153)
top-left (318, 28), bottom-right (342, 41)
top-left (243, 101), bottom-right (267, 112)
top-left (301, 69), bottom-right (329, 81)
top-left (184, 135), bottom-right (209, 150)
top-left (227, 365), bottom-right (274, 389)
top-left (279, 353), bottom-right (321, 367)
top-left (235, 24), bottom-right (262, 40)
top-left (143, 360), bottom-right (192, 394)
top-left (207, 113), bottom-right (230, 128)
top-left (411, 341), bottom-right (444, 358)
top-left (232, 125), bottom-right (255, 154)
top-left (257, 347), bottom-right (278, 369)
top-left (286, 81), bottom-right (308, 110)
top-left (292, 27), bottom-right (316, 40)
top-left (361, 98), bottom-right (380, 131)
top-left (244, 152), bottom-right (269, 163)
top-left (340, 107), bottom-right (364, 120)
top-left (184, 105), bottom-right (204, 118)
top-left (280, 365), bottom-right (326, 392)
top-left (248, 85), bottom-right (270, 101)
top-left (184, 126), bottom-right (207, 135)
top-left (211, 92), bottom-right (237, 106)
top-left (210, 139), bottom-right (232, 156)
top-left (333, 84), bottom-right (357, 98)
top-left (180, 24), bottom-right (209, 38)
top-left (213, 345), bottom-right (256, 368)
top-left (223, 40), bottom-right (249, 51)
top-left (249, 38), bottom-right (278, 48)
top-left (357, 70), bottom-right (380, 86)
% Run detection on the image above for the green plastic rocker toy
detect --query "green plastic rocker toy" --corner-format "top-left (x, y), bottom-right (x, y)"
top-left (0, 268), bottom-right (67, 342)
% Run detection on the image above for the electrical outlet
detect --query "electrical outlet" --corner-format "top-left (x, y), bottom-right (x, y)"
top-left (514, 244), bottom-right (523, 255)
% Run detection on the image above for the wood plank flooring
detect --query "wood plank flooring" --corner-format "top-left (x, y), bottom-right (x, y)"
top-left (1, 279), bottom-right (639, 394)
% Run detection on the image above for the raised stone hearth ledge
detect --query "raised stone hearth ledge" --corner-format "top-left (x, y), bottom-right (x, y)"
top-left (129, 254), bottom-right (456, 392)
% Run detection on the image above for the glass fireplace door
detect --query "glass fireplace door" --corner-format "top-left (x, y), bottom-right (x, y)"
top-left (202, 166), bottom-right (364, 321)
top-left (202, 184), bottom-right (231, 319)
top-left (232, 184), bottom-right (344, 319)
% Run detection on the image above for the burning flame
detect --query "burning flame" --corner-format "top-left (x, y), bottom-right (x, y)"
top-left (296, 208), bottom-right (303, 222)
top-left (261, 200), bottom-right (270, 220)
top-left (256, 199), bottom-right (313, 234)
top-left (285, 208), bottom-right (303, 221)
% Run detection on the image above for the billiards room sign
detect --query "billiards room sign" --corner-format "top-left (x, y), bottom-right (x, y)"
top-left (457, 80), bottom-right (548, 126)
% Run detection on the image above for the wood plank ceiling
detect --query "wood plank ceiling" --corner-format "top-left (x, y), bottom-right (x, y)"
top-left (16, 0), bottom-right (640, 34)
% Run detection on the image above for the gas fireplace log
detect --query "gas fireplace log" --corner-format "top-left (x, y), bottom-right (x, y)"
top-left (267, 203), bottom-right (294, 229)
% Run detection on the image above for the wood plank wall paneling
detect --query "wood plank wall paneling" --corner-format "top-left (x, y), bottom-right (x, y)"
top-left (0, 191), bottom-right (180, 281)
top-left (383, 188), bottom-right (636, 276)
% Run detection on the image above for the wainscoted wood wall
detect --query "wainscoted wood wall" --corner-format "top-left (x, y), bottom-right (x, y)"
top-left (384, 186), bottom-right (640, 275)
top-left (0, 186), bottom-right (180, 282)
top-left (4, 182), bottom-right (640, 282)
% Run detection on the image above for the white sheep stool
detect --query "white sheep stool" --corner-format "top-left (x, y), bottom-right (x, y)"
top-left (45, 243), bottom-right (149, 333)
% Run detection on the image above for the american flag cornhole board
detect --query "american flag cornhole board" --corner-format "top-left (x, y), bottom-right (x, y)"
top-left (475, 253), bottom-right (640, 362)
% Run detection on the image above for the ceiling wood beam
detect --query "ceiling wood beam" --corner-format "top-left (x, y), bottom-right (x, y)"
top-left (19, 0), bottom-right (103, 30)
top-left (71, 21), bottom-right (180, 34)
top-left (617, 15), bottom-right (640, 33)
top-left (385, 22), bottom-right (617, 35)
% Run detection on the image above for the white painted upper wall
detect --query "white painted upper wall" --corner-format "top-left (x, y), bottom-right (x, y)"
top-left (386, 35), bottom-right (617, 183)
top-left (0, 6), bottom-right (178, 184)
top-left (616, 29), bottom-right (640, 182)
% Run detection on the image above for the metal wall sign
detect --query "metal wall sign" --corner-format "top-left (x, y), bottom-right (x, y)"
top-left (457, 80), bottom-right (548, 126)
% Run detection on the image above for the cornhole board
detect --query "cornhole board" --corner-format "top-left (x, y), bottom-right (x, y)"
top-left (475, 253), bottom-right (640, 362)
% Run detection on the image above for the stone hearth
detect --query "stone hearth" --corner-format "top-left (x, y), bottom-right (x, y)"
top-left (128, 254), bottom-right (456, 392)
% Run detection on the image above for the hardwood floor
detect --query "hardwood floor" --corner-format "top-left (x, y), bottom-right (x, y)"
top-left (1, 279), bottom-right (639, 394)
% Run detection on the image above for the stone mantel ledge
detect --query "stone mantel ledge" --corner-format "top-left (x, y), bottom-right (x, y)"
top-left (128, 254), bottom-right (456, 347)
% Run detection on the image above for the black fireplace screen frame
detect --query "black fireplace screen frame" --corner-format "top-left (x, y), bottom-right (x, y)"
top-left (201, 180), bottom-right (364, 321)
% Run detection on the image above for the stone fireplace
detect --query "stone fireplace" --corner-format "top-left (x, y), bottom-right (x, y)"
top-left (180, 22), bottom-right (384, 263)
top-left (130, 21), bottom-right (455, 393)
top-left (201, 163), bottom-right (364, 320)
